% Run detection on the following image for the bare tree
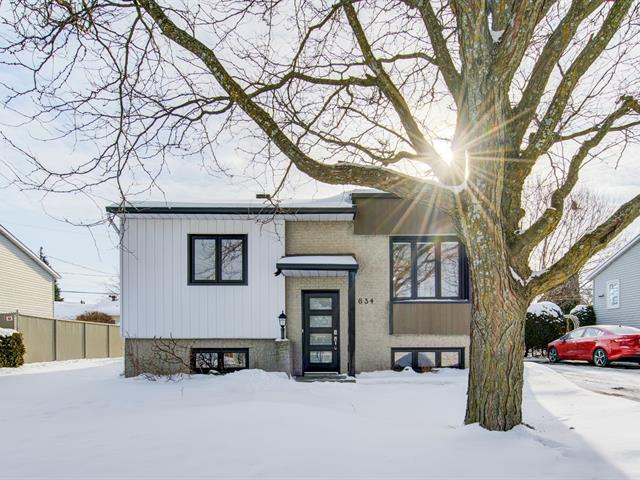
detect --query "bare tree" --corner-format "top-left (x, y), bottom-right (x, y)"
top-left (523, 178), bottom-right (630, 309)
top-left (1, 0), bottom-right (640, 431)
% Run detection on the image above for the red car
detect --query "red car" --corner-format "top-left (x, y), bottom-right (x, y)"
top-left (548, 325), bottom-right (640, 367)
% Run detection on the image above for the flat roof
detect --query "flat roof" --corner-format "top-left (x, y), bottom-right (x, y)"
top-left (106, 193), bottom-right (357, 216)
top-left (277, 255), bottom-right (358, 269)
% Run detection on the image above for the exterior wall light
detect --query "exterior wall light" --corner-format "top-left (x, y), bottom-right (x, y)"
top-left (278, 311), bottom-right (287, 340)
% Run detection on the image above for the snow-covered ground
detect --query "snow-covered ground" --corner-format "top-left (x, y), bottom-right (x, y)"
top-left (1, 360), bottom-right (638, 479)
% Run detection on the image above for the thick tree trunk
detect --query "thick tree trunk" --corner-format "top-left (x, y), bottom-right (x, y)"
top-left (459, 208), bottom-right (529, 431)
top-left (464, 271), bottom-right (528, 430)
top-left (450, 79), bottom-right (532, 430)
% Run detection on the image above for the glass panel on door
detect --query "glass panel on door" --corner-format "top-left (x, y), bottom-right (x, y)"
top-left (309, 333), bottom-right (332, 345)
top-left (309, 297), bottom-right (333, 310)
top-left (309, 351), bottom-right (333, 363)
top-left (309, 315), bottom-right (332, 327)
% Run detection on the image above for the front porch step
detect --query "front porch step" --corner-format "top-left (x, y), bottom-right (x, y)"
top-left (294, 373), bottom-right (356, 383)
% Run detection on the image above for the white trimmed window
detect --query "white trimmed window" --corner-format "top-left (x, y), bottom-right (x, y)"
top-left (606, 280), bottom-right (620, 309)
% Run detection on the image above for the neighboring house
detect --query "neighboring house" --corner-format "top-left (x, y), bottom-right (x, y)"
top-left (108, 191), bottom-right (472, 377)
top-left (54, 298), bottom-right (120, 324)
top-left (0, 224), bottom-right (60, 318)
top-left (586, 233), bottom-right (640, 329)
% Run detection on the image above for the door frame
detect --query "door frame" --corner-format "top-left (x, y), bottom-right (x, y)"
top-left (302, 290), bottom-right (340, 373)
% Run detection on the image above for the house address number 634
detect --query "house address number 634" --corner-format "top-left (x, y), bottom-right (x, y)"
top-left (358, 297), bottom-right (374, 304)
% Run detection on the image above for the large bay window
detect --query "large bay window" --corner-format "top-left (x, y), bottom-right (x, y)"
top-left (391, 236), bottom-right (469, 301)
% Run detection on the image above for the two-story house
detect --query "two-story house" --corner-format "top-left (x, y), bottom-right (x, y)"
top-left (0, 224), bottom-right (60, 318)
top-left (586, 232), bottom-right (640, 329)
top-left (109, 190), bottom-right (471, 377)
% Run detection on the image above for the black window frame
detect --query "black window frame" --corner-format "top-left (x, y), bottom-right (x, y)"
top-left (190, 348), bottom-right (249, 374)
top-left (391, 347), bottom-right (465, 370)
top-left (188, 234), bottom-right (248, 285)
top-left (389, 235), bottom-right (470, 302)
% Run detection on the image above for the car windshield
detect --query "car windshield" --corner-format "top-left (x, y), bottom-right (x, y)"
top-left (602, 326), bottom-right (640, 335)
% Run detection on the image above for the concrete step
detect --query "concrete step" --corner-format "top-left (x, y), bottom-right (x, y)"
top-left (295, 373), bottom-right (356, 383)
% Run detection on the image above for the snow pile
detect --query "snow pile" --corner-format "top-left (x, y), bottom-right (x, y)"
top-left (357, 367), bottom-right (462, 385)
top-left (527, 301), bottom-right (563, 317)
top-left (570, 304), bottom-right (588, 315)
top-left (208, 368), bottom-right (291, 392)
top-left (1, 359), bottom-right (639, 478)
top-left (0, 327), bottom-right (18, 338)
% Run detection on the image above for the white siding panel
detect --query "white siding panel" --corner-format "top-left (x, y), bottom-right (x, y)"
top-left (121, 217), bottom-right (285, 338)
top-left (592, 240), bottom-right (640, 329)
top-left (0, 233), bottom-right (54, 318)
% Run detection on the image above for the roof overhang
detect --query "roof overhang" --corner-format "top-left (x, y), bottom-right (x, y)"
top-left (105, 201), bottom-right (356, 220)
top-left (275, 255), bottom-right (358, 277)
top-left (585, 232), bottom-right (640, 281)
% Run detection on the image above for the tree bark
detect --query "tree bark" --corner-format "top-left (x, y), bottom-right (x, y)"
top-left (464, 254), bottom-right (528, 430)
top-left (458, 202), bottom-right (529, 429)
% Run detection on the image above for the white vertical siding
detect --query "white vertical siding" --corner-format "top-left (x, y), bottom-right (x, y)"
top-left (121, 217), bottom-right (285, 338)
top-left (593, 241), bottom-right (640, 329)
top-left (0, 233), bottom-right (54, 318)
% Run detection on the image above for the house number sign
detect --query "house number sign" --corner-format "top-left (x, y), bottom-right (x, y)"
top-left (358, 297), bottom-right (374, 305)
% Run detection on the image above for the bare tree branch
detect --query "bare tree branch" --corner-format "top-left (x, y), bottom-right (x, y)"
top-left (513, 95), bottom-right (640, 259)
top-left (529, 192), bottom-right (640, 295)
top-left (402, 0), bottom-right (462, 100)
top-left (136, 0), bottom-right (455, 208)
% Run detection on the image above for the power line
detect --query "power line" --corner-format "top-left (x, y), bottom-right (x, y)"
top-left (49, 256), bottom-right (117, 276)
top-left (59, 271), bottom-right (117, 278)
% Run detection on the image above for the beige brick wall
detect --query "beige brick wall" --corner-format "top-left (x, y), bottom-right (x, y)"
top-left (285, 221), bottom-right (470, 373)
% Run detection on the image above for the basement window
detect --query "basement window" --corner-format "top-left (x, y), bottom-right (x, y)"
top-left (391, 348), bottom-right (465, 371)
top-left (191, 348), bottom-right (249, 374)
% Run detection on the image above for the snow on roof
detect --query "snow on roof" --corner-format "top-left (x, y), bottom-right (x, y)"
top-left (106, 192), bottom-right (358, 214)
top-left (0, 224), bottom-right (60, 279)
top-left (585, 232), bottom-right (640, 281)
top-left (54, 299), bottom-right (120, 320)
top-left (0, 327), bottom-right (18, 338)
top-left (277, 255), bottom-right (358, 267)
top-left (527, 301), bottom-right (563, 318)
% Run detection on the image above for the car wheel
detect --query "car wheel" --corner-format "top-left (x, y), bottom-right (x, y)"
top-left (548, 347), bottom-right (559, 363)
top-left (593, 348), bottom-right (609, 367)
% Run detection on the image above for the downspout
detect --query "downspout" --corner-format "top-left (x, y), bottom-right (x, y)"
top-left (348, 270), bottom-right (356, 377)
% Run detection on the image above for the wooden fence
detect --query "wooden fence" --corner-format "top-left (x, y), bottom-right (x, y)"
top-left (0, 312), bottom-right (123, 363)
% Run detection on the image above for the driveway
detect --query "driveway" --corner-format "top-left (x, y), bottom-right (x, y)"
top-left (527, 358), bottom-right (640, 402)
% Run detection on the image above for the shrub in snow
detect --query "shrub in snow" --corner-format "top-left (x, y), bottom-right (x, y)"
top-left (527, 301), bottom-right (563, 318)
top-left (525, 302), bottom-right (565, 356)
top-left (76, 311), bottom-right (115, 324)
top-left (0, 328), bottom-right (26, 368)
top-left (570, 304), bottom-right (596, 327)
